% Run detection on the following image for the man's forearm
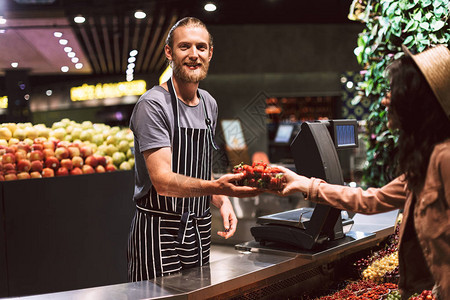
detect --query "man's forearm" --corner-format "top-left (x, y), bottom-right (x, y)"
top-left (155, 172), bottom-right (218, 197)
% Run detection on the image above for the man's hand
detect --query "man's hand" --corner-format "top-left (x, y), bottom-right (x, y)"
top-left (211, 195), bottom-right (237, 239)
top-left (214, 173), bottom-right (261, 197)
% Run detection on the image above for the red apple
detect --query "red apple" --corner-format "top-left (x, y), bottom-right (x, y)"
top-left (68, 146), bottom-right (81, 158)
top-left (106, 163), bottom-right (117, 172)
top-left (0, 174), bottom-right (4, 181)
top-left (56, 141), bottom-right (71, 148)
top-left (55, 147), bottom-right (69, 160)
top-left (5, 146), bottom-right (15, 154)
top-left (15, 149), bottom-right (28, 161)
top-left (85, 155), bottom-right (98, 167)
top-left (60, 158), bottom-right (73, 170)
top-left (30, 171), bottom-right (42, 179)
top-left (70, 167), bottom-right (83, 175)
top-left (29, 150), bottom-right (44, 162)
top-left (42, 168), bottom-right (55, 177)
top-left (56, 167), bottom-right (69, 176)
top-left (95, 165), bottom-right (105, 173)
top-left (17, 141), bottom-right (31, 153)
top-left (48, 137), bottom-right (60, 147)
top-left (94, 155), bottom-right (107, 167)
top-left (43, 141), bottom-right (55, 150)
top-left (17, 159), bottom-right (31, 172)
top-left (17, 172), bottom-right (31, 180)
top-left (31, 143), bottom-right (44, 151)
top-left (2, 153), bottom-right (16, 164)
top-left (3, 163), bottom-right (15, 172)
top-left (45, 156), bottom-right (60, 169)
top-left (4, 173), bottom-right (17, 181)
top-left (72, 156), bottom-right (84, 168)
top-left (30, 160), bottom-right (43, 172)
top-left (80, 145), bottom-right (93, 158)
top-left (33, 137), bottom-right (47, 144)
top-left (43, 148), bottom-right (55, 159)
top-left (82, 164), bottom-right (95, 174)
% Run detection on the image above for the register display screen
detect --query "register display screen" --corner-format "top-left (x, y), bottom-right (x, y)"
top-left (274, 124), bottom-right (294, 144)
top-left (335, 124), bottom-right (355, 147)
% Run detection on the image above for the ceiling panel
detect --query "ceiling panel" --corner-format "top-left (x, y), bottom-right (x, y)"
top-left (0, 0), bottom-right (353, 77)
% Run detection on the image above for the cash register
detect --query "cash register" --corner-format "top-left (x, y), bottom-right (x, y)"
top-left (251, 119), bottom-right (359, 251)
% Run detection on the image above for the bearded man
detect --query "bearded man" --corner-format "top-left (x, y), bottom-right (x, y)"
top-left (127, 17), bottom-right (259, 281)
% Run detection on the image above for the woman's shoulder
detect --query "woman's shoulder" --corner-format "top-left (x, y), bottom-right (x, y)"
top-left (430, 139), bottom-right (450, 165)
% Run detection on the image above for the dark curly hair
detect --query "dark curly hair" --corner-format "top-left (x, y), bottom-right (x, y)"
top-left (387, 55), bottom-right (450, 195)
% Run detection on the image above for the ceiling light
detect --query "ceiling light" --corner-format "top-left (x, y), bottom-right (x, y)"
top-left (67, 52), bottom-right (76, 58)
top-left (126, 69), bottom-right (133, 75)
top-left (204, 3), bottom-right (217, 12)
top-left (74, 15), bottom-right (86, 24)
top-left (59, 39), bottom-right (68, 45)
top-left (134, 10), bottom-right (146, 19)
top-left (11, 62), bottom-right (18, 68)
top-left (129, 50), bottom-right (138, 57)
top-left (64, 47), bottom-right (72, 52)
top-left (126, 74), bottom-right (134, 82)
top-left (128, 57), bottom-right (136, 63)
top-left (127, 63), bottom-right (135, 69)
top-left (46, 90), bottom-right (53, 96)
top-left (61, 66), bottom-right (69, 72)
top-left (0, 16), bottom-right (6, 25)
top-left (53, 32), bottom-right (62, 37)
top-left (71, 57), bottom-right (79, 63)
top-left (75, 63), bottom-right (83, 69)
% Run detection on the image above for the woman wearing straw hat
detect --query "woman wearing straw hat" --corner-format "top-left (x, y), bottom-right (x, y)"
top-left (276, 45), bottom-right (450, 299)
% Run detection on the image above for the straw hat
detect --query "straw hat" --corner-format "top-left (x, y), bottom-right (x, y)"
top-left (402, 44), bottom-right (450, 120)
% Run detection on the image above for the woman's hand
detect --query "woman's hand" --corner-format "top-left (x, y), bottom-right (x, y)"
top-left (275, 166), bottom-right (311, 196)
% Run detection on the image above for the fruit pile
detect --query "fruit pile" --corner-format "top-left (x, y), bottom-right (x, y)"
top-left (232, 161), bottom-right (284, 191)
top-left (354, 219), bottom-right (400, 283)
top-left (409, 290), bottom-right (436, 300)
top-left (317, 280), bottom-right (396, 300)
top-left (0, 119), bottom-right (134, 180)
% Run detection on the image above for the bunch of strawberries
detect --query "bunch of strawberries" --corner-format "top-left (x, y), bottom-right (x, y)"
top-left (232, 161), bottom-right (284, 191)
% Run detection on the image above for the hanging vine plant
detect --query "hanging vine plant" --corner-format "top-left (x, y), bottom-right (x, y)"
top-left (349, 0), bottom-right (449, 188)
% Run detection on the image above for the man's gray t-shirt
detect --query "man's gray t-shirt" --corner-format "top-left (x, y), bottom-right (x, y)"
top-left (130, 85), bottom-right (218, 201)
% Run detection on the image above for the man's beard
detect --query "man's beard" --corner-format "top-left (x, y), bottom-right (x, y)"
top-left (171, 55), bottom-right (210, 83)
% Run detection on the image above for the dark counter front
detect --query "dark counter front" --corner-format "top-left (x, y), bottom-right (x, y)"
top-left (0, 171), bottom-right (136, 298)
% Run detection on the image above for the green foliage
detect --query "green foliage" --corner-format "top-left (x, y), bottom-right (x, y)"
top-left (350, 0), bottom-right (449, 188)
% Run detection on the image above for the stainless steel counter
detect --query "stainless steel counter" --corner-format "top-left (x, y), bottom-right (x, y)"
top-left (7, 210), bottom-right (398, 300)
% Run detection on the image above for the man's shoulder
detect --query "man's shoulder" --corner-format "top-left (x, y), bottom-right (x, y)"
top-left (137, 85), bottom-right (170, 106)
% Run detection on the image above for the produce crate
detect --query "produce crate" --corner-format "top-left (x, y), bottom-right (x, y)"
top-left (0, 170), bottom-right (135, 297)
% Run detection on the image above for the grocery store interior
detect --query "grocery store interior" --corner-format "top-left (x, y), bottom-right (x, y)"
top-left (0, 0), bottom-right (446, 299)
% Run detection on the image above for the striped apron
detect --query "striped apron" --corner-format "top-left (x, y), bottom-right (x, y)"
top-left (127, 78), bottom-right (218, 281)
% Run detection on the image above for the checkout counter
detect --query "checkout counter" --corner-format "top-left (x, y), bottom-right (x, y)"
top-left (7, 120), bottom-right (398, 299)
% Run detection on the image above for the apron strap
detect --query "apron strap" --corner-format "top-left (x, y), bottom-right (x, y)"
top-left (168, 77), bottom-right (218, 150)
top-left (167, 77), bottom-right (179, 129)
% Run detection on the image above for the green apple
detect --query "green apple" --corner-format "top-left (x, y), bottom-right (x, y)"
top-left (112, 152), bottom-right (126, 166)
top-left (118, 140), bottom-right (130, 153)
top-left (119, 161), bottom-right (132, 170)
